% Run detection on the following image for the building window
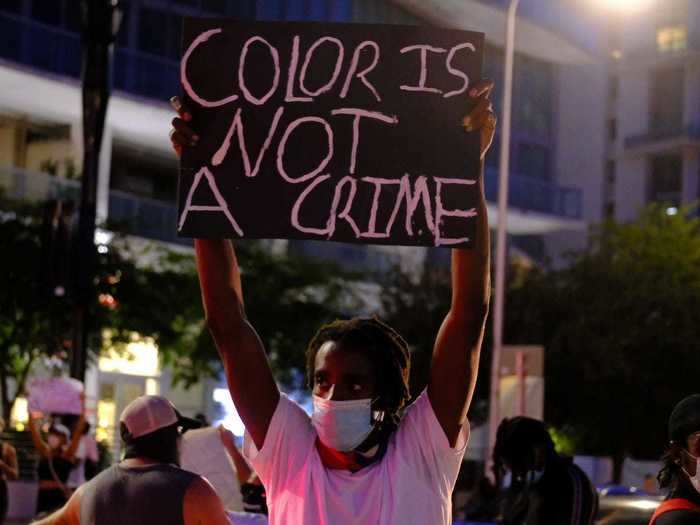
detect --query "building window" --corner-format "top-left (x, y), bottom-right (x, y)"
top-left (608, 76), bottom-right (619, 100)
top-left (514, 54), bottom-right (553, 139)
top-left (1, 0), bottom-right (22, 14)
top-left (201, 0), bottom-right (227, 14)
top-left (608, 119), bottom-right (617, 142)
top-left (650, 67), bottom-right (684, 134)
top-left (649, 154), bottom-right (682, 207)
top-left (657, 25), bottom-right (687, 53)
top-left (517, 143), bottom-right (550, 180)
top-left (603, 160), bottom-right (616, 219)
top-left (31, 1), bottom-right (61, 25)
top-left (138, 7), bottom-right (181, 59)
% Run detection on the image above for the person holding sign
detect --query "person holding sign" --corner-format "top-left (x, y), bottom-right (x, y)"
top-left (29, 394), bottom-right (86, 516)
top-left (170, 79), bottom-right (495, 525)
top-left (0, 417), bottom-right (18, 525)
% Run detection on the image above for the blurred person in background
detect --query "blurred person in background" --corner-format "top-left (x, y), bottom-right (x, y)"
top-left (0, 417), bottom-right (18, 524)
top-left (31, 395), bottom-right (232, 525)
top-left (219, 426), bottom-right (268, 516)
top-left (493, 416), bottom-right (598, 525)
top-left (67, 422), bottom-right (99, 491)
top-left (29, 397), bottom-right (86, 516)
top-left (651, 394), bottom-right (700, 525)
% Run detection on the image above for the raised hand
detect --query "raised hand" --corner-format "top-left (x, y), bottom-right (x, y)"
top-left (462, 80), bottom-right (497, 160)
top-left (169, 96), bottom-right (199, 157)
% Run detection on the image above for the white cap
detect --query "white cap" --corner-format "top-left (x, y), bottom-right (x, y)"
top-left (120, 396), bottom-right (199, 439)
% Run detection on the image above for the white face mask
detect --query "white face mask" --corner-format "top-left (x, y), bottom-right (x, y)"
top-left (682, 452), bottom-right (700, 495)
top-left (311, 396), bottom-right (377, 452)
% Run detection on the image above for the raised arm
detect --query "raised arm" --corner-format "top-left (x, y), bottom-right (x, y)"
top-left (194, 240), bottom-right (279, 449)
top-left (64, 395), bottom-right (86, 461)
top-left (0, 443), bottom-right (19, 480)
top-left (170, 97), bottom-right (280, 449)
top-left (29, 413), bottom-right (51, 458)
top-left (219, 425), bottom-right (253, 485)
top-left (31, 487), bottom-right (82, 525)
top-left (428, 80), bottom-right (495, 446)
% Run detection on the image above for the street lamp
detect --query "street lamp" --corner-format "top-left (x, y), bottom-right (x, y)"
top-left (592, 0), bottom-right (654, 12)
top-left (487, 0), bottom-right (655, 479)
top-left (487, 0), bottom-right (520, 480)
top-left (71, 0), bottom-right (122, 381)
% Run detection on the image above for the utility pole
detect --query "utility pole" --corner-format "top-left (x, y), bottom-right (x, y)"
top-left (71, 0), bottom-right (121, 380)
top-left (488, 0), bottom-right (520, 480)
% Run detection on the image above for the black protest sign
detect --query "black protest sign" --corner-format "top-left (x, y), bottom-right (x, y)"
top-left (178, 19), bottom-right (484, 247)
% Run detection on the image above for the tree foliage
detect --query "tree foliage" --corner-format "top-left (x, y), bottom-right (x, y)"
top-left (380, 258), bottom-right (492, 423)
top-left (0, 198), bottom-right (353, 419)
top-left (505, 205), bottom-right (700, 466)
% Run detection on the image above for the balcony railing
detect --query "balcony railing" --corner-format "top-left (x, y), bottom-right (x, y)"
top-left (625, 122), bottom-right (700, 150)
top-left (0, 165), bottom-right (190, 246)
top-left (108, 190), bottom-right (190, 247)
top-left (0, 11), bottom-right (179, 102)
top-left (0, 165), bottom-right (81, 202)
top-left (0, 12), bottom-right (81, 78)
top-left (2, 163), bottom-right (583, 252)
top-left (483, 166), bottom-right (583, 220)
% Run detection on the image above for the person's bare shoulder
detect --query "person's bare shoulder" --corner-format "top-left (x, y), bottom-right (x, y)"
top-left (183, 475), bottom-right (231, 525)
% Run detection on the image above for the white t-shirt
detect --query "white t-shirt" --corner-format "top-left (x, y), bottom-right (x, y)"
top-left (243, 390), bottom-right (469, 525)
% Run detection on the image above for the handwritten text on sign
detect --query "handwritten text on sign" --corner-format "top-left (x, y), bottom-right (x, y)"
top-left (178, 20), bottom-right (484, 247)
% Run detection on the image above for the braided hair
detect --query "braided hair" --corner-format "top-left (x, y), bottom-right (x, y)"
top-left (493, 417), bottom-right (555, 485)
top-left (305, 317), bottom-right (411, 427)
top-left (657, 442), bottom-right (684, 490)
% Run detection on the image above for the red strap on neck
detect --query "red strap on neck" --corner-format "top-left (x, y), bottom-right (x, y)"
top-left (315, 438), bottom-right (364, 473)
top-left (650, 498), bottom-right (700, 525)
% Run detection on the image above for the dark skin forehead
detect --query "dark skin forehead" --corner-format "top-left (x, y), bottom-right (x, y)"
top-left (313, 340), bottom-right (377, 398)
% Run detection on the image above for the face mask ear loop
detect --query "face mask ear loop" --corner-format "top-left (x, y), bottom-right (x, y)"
top-left (370, 397), bottom-right (385, 424)
top-left (681, 449), bottom-right (700, 481)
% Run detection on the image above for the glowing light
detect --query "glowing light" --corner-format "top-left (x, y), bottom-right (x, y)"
top-left (610, 50), bottom-right (623, 60)
top-left (98, 293), bottom-right (118, 309)
top-left (94, 229), bottom-right (113, 246)
top-left (666, 207), bottom-right (678, 216)
top-left (96, 400), bottom-right (116, 443)
top-left (213, 388), bottom-right (245, 437)
top-left (11, 397), bottom-right (28, 426)
top-left (145, 378), bottom-right (159, 396)
top-left (594, 0), bottom-right (654, 12)
top-left (99, 334), bottom-right (160, 377)
top-left (628, 499), bottom-right (661, 511)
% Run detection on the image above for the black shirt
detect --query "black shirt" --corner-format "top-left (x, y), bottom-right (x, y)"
top-left (655, 483), bottom-right (700, 525)
top-left (79, 463), bottom-right (199, 525)
top-left (501, 456), bottom-right (598, 525)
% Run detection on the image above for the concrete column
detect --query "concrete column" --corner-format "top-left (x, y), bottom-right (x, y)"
top-left (96, 126), bottom-right (113, 225)
top-left (682, 150), bottom-right (699, 204)
top-left (616, 156), bottom-right (648, 222)
top-left (684, 62), bottom-right (700, 124)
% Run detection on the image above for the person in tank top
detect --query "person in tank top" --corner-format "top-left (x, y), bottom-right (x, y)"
top-left (31, 395), bottom-right (231, 525)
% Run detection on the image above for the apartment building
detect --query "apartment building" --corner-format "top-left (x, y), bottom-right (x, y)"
top-left (0, 0), bottom-right (602, 454)
top-left (605, 0), bottom-right (700, 221)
